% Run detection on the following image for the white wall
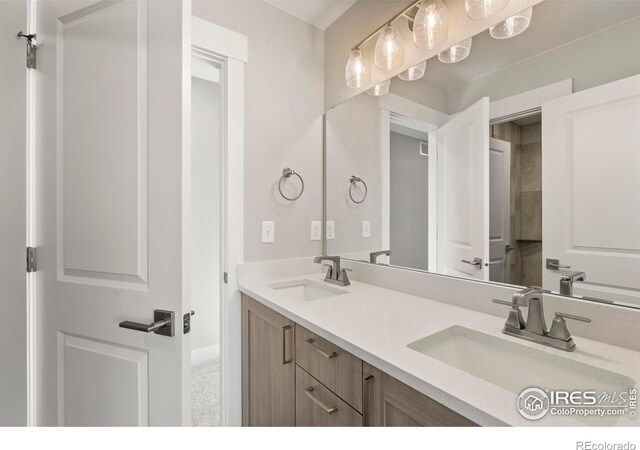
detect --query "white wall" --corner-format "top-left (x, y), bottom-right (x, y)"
top-left (191, 75), bottom-right (220, 351)
top-left (193, 0), bottom-right (324, 262)
top-left (447, 16), bottom-right (640, 113)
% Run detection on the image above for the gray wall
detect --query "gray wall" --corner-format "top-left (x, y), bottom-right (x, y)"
top-left (193, 1), bottom-right (324, 262)
top-left (390, 132), bottom-right (429, 270)
top-left (448, 16), bottom-right (640, 113)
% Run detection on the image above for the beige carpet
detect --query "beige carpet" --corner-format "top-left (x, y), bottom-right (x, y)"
top-left (191, 358), bottom-right (220, 426)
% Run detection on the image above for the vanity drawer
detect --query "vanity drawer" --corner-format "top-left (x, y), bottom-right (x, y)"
top-left (295, 325), bottom-right (362, 412)
top-left (296, 366), bottom-right (362, 427)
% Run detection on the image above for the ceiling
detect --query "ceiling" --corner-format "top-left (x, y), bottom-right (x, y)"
top-left (263, 0), bottom-right (357, 30)
top-left (416, 1), bottom-right (640, 90)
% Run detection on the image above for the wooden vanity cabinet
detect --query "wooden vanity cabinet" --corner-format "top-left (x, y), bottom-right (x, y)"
top-left (242, 294), bottom-right (477, 427)
top-left (363, 363), bottom-right (477, 427)
top-left (242, 295), bottom-right (296, 426)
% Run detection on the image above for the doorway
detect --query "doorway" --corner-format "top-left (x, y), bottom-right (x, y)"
top-left (490, 114), bottom-right (543, 287)
top-left (190, 54), bottom-right (222, 426)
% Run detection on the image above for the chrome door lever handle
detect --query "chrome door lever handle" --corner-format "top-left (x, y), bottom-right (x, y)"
top-left (546, 258), bottom-right (571, 270)
top-left (119, 309), bottom-right (175, 337)
top-left (461, 257), bottom-right (482, 267)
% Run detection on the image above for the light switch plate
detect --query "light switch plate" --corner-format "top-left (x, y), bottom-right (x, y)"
top-left (311, 221), bottom-right (322, 241)
top-left (362, 220), bottom-right (371, 238)
top-left (261, 221), bottom-right (275, 243)
top-left (326, 221), bottom-right (335, 240)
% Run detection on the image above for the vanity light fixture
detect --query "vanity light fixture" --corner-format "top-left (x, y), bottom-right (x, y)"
top-left (375, 24), bottom-right (405, 71)
top-left (413, 0), bottom-right (449, 50)
top-left (366, 79), bottom-right (390, 96)
top-left (398, 60), bottom-right (427, 81)
top-left (438, 38), bottom-right (472, 63)
top-left (465, 0), bottom-right (510, 20)
top-left (345, 49), bottom-right (371, 88)
top-left (490, 7), bottom-right (533, 39)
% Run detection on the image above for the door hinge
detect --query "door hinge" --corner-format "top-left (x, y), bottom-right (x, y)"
top-left (223, 272), bottom-right (228, 284)
top-left (16, 31), bottom-right (36, 69)
top-left (26, 247), bottom-right (36, 273)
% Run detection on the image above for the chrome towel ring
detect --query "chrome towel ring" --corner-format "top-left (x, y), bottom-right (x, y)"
top-left (349, 175), bottom-right (367, 204)
top-left (279, 167), bottom-right (304, 201)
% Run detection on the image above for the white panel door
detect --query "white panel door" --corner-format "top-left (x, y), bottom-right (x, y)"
top-left (543, 74), bottom-right (640, 305)
top-left (488, 138), bottom-right (511, 283)
top-left (0, 0), bottom-right (29, 426)
top-left (436, 98), bottom-right (490, 280)
top-left (35, 0), bottom-right (190, 425)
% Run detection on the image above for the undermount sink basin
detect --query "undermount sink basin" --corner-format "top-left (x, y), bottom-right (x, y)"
top-left (268, 279), bottom-right (348, 301)
top-left (408, 326), bottom-right (636, 424)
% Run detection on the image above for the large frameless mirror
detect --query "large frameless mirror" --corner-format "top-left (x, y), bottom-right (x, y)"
top-left (324, 1), bottom-right (640, 309)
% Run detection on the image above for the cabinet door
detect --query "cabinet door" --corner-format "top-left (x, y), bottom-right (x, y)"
top-left (381, 374), bottom-right (477, 426)
top-left (296, 366), bottom-right (362, 426)
top-left (242, 295), bottom-right (295, 426)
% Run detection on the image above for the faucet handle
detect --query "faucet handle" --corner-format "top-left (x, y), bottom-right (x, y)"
top-left (492, 299), bottom-right (525, 330)
top-left (548, 312), bottom-right (591, 341)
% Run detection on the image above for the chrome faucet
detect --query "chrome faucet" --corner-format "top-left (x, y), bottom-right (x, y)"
top-left (314, 256), bottom-right (350, 286)
top-left (369, 250), bottom-right (391, 264)
top-left (559, 272), bottom-right (586, 296)
top-left (492, 287), bottom-right (591, 352)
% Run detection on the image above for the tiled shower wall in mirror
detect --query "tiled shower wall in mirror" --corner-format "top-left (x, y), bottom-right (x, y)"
top-left (491, 116), bottom-right (542, 287)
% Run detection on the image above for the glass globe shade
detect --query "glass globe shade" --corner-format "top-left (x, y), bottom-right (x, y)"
top-left (438, 38), bottom-right (472, 63)
top-left (366, 79), bottom-right (390, 96)
top-left (374, 25), bottom-right (404, 71)
top-left (398, 61), bottom-right (427, 81)
top-left (465, 0), bottom-right (510, 20)
top-left (490, 7), bottom-right (533, 39)
top-left (413, 0), bottom-right (449, 50)
top-left (345, 49), bottom-right (371, 88)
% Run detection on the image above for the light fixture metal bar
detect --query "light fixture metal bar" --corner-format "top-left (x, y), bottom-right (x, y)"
top-left (351, 0), bottom-right (422, 51)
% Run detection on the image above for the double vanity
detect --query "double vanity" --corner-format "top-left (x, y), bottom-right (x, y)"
top-left (239, 258), bottom-right (639, 427)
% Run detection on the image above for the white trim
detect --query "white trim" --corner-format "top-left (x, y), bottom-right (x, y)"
top-left (192, 16), bottom-right (247, 63)
top-left (380, 109), bottom-right (390, 254)
top-left (191, 16), bottom-right (246, 428)
top-left (490, 79), bottom-right (573, 123)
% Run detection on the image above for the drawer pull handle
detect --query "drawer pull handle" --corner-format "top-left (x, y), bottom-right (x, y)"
top-left (282, 325), bottom-right (292, 365)
top-left (305, 338), bottom-right (337, 359)
top-left (304, 387), bottom-right (337, 415)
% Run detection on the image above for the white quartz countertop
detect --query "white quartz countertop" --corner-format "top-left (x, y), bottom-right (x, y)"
top-left (239, 272), bottom-right (640, 427)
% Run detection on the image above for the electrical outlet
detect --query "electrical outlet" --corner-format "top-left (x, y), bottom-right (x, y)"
top-left (362, 220), bottom-right (371, 238)
top-left (326, 221), bottom-right (335, 240)
top-left (311, 221), bottom-right (322, 241)
top-left (261, 221), bottom-right (275, 243)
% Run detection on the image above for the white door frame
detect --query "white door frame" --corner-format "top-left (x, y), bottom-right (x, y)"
top-left (191, 16), bottom-right (246, 427)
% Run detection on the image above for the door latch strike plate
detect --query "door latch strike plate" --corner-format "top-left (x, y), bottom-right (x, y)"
top-left (183, 310), bottom-right (195, 334)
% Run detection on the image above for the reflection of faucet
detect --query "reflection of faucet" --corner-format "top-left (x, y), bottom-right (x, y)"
top-left (313, 256), bottom-right (350, 286)
top-left (492, 287), bottom-right (591, 352)
top-left (559, 272), bottom-right (586, 296)
top-left (369, 250), bottom-right (391, 264)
